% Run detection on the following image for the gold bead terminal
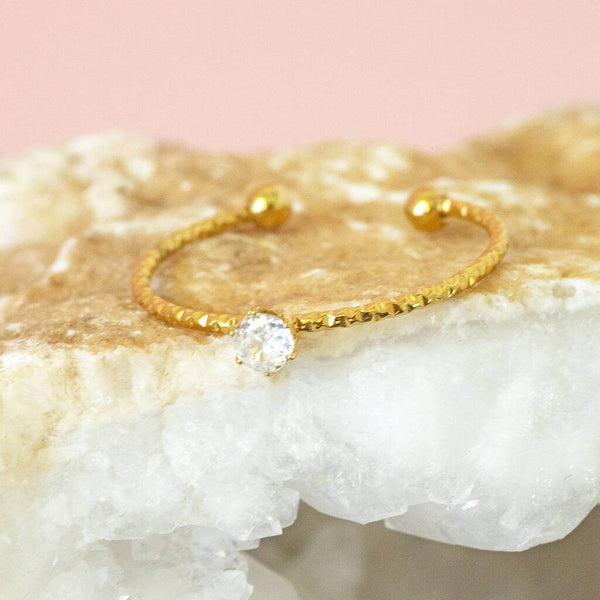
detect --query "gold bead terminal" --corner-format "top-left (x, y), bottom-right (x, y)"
top-left (247, 184), bottom-right (291, 230)
top-left (404, 188), bottom-right (451, 232)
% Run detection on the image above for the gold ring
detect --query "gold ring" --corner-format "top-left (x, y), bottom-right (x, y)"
top-left (131, 185), bottom-right (509, 375)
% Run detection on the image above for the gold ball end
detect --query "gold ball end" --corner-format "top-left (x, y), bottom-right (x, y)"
top-left (404, 188), bottom-right (448, 232)
top-left (247, 185), bottom-right (291, 230)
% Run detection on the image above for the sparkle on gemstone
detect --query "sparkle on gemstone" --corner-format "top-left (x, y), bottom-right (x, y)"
top-left (233, 312), bottom-right (295, 374)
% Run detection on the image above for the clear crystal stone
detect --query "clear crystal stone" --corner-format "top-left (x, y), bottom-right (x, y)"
top-left (233, 312), bottom-right (295, 374)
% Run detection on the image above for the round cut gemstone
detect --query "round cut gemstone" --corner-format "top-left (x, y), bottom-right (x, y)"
top-left (233, 312), bottom-right (295, 374)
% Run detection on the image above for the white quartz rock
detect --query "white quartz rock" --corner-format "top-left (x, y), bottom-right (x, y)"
top-left (1, 111), bottom-right (600, 599)
top-left (283, 303), bottom-right (600, 550)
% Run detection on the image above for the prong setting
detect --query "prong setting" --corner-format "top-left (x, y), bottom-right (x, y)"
top-left (233, 310), bottom-right (296, 374)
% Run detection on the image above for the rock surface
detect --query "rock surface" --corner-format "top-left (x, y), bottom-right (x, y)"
top-left (0, 108), bottom-right (599, 598)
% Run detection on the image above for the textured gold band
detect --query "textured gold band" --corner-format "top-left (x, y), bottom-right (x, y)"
top-left (131, 185), bottom-right (509, 336)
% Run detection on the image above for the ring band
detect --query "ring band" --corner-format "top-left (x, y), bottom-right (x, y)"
top-left (131, 185), bottom-right (509, 375)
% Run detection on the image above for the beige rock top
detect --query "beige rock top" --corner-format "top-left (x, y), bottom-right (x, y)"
top-left (1, 108), bottom-right (600, 482)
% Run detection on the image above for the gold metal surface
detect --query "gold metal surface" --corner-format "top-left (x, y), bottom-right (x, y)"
top-left (131, 185), bottom-right (508, 347)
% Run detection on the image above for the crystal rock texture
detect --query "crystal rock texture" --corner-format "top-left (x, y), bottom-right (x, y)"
top-left (0, 107), bottom-right (599, 598)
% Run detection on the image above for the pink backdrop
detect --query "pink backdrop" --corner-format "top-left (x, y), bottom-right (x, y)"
top-left (1, 1), bottom-right (599, 157)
